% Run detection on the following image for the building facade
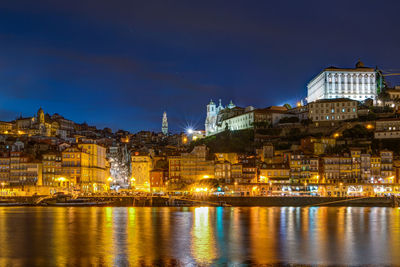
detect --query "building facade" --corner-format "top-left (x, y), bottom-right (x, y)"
top-left (307, 61), bottom-right (377, 103)
top-left (42, 152), bottom-right (62, 187)
top-left (131, 153), bottom-right (152, 191)
top-left (205, 99), bottom-right (232, 136)
top-left (308, 98), bottom-right (358, 123)
top-left (205, 99), bottom-right (292, 136)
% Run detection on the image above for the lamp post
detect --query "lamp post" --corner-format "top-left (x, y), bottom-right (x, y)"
top-left (107, 177), bottom-right (113, 192)
top-left (57, 177), bottom-right (67, 193)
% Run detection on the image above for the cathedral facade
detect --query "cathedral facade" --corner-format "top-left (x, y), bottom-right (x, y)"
top-left (15, 108), bottom-right (63, 137)
top-left (205, 99), bottom-right (236, 136)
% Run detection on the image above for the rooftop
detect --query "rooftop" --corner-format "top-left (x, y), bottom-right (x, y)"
top-left (324, 60), bottom-right (375, 72)
top-left (311, 98), bottom-right (358, 103)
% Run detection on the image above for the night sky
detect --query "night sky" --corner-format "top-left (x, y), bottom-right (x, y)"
top-left (1, 1), bottom-right (400, 133)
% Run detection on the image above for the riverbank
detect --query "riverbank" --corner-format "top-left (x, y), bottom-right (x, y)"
top-left (0, 195), bottom-right (397, 207)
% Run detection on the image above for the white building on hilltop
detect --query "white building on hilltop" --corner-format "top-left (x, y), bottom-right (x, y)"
top-left (307, 60), bottom-right (377, 103)
top-left (205, 99), bottom-right (293, 136)
top-left (205, 99), bottom-right (228, 136)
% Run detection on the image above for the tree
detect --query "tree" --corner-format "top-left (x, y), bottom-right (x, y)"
top-left (283, 103), bottom-right (292, 110)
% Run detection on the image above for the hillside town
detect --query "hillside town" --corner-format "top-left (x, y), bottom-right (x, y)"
top-left (1, 61), bottom-right (400, 198)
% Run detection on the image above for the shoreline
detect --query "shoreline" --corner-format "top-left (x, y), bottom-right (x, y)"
top-left (0, 196), bottom-right (397, 207)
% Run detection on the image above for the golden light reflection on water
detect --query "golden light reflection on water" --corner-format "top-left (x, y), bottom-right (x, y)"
top-left (249, 207), bottom-right (277, 263)
top-left (0, 206), bottom-right (399, 265)
top-left (191, 207), bottom-right (217, 264)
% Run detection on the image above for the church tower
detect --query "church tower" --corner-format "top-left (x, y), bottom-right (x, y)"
top-left (162, 111), bottom-right (168, 135)
top-left (37, 107), bottom-right (45, 124)
top-left (217, 99), bottom-right (224, 113)
top-left (205, 100), bottom-right (217, 136)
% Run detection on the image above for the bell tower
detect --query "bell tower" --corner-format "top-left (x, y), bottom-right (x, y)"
top-left (37, 107), bottom-right (45, 124)
top-left (162, 111), bottom-right (168, 135)
top-left (205, 100), bottom-right (217, 136)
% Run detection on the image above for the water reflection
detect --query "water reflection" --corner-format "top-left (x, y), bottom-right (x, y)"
top-left (0, 206), bottom-right (399, 265)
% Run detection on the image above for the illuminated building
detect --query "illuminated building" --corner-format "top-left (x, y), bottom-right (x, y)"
top-left (180, 145), bottom-right (214, 182)
top-left (214, 160), bottom-right (231, 183)
top-left (78, 143), bottom-right (108, 192)
top-left (149, 169), bottom-right (166, 192)
top-left (380, 150), bottom-right (393, 182)
top-left (289, 153), bottom-right (319, 183)
top-left (0, 121), bottom-right (12, 134)
top-left (307, 60), bottom-right (378, 103)
top-left (14, 108), bottom-right (63, 137)
top-left (301, 137), bottom-right (336, 155)
top-left (308, 98), bottom-right (358, 125)
top-left (168, 145), bottom-right (214, 183)
top-left (385, 86), bottom-right (400, 99)
top-left (259, 163), bottom-right (290, 184)
top-left (162, 111), bottom-right (168, 135)
top-left (371, 156), bottom-right (381, 178)
top-left (374, 118), bottom-right (400, 139)
top-left (205, 99), bottom-right (225, 136)
top-left (131, 153), bottom-right (152, 191)
top-left (350, 149), bottom-right (361, 180)
top-left (360, 154), bottom-right (372, 181)
top-left (9, 152), bottom-right (42, 186)
top-left (231, 163), bottom-right (243, 182)
top-left (214, 153), bottom-right (238, 164)
top-left (42, 152), bottom-right (62, 187)
top-left (168, 156), bottom-right (181, 183)
top-left (62, 147), bottom-right (90, 190)
top-left (205, 99), bottom-right (293, 136)
top-left (0, 154), bottom-right (10, 184)
top-left (185, 130), bottom-right (205, 142)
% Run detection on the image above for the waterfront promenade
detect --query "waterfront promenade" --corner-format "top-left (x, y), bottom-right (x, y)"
top-left (0, 195), bottom-right (397, 207)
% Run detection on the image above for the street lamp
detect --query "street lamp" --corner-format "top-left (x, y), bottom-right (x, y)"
top-left (107, 177), bottom-right (113, 192)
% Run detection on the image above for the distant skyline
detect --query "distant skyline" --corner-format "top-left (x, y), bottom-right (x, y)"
top-left (1, 0), bottom-right (400, 133)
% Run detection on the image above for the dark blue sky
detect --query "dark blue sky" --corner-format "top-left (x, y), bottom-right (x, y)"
top-left (1, 1), bottom-right (400, 133)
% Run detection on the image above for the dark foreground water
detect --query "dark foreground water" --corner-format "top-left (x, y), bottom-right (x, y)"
top-left (0, 207), bottom-right (399, 266)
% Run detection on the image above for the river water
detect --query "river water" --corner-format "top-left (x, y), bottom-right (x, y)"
top-left (0, 207), bottom-right (399, 266)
